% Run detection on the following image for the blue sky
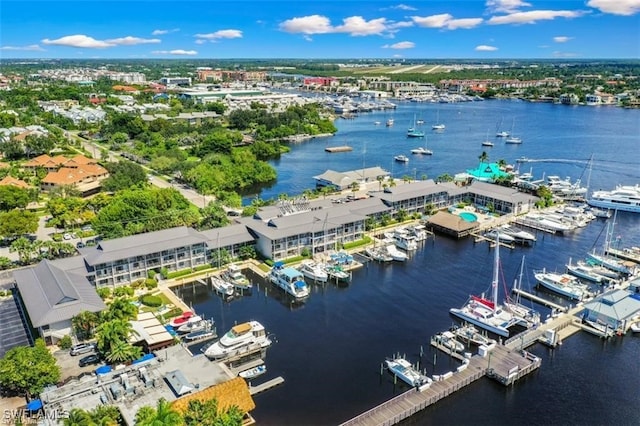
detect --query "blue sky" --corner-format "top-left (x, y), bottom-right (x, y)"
top-left (1, 0), bottom-right (639, 59)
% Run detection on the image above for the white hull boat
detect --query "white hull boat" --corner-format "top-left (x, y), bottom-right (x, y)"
top-left (385, 244), bottom-right (408, 261)
top-left (223, 265), bottom-right (252, 291)
top-left (587, 184), bottom-right (640, 213)
top-left (450, 324), bottom-right (495, 346)
top-left (239, 364), bottom-right (267, 380)
top-left (534, 269), bottom-right (590, 301)
top-left (298, 260), bottom-right (329, 283)
top-left (500, 225), bottom-right (536, 244)
top-left (385, 356), bottom-right (431, 389)
top-left (204, 321), bottom-right (271, 360)
top-left (269, 262), bottom-right (310, 299)
top-left (433, 331), bottom-right (464, 353)
top-left (211, 277), bottom-right (235, 297)
top-left (366, 247), bottom-right (393, 262)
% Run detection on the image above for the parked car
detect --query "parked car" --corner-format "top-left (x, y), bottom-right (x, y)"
top-left (70, 343), bottom-right (96, 356)
top-left (63, 233), bottom-right (72, 240)
top-left (76, 242), bottom-right (85, 249)
top-left (78, 354), bottom-right (101, 367)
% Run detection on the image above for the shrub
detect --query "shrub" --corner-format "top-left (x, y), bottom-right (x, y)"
top-left (113, 286), bottom-right (133, 297)
top-left (147, 270), bottom-right (156, 280)
top-left (145, 279), bottom-right (158, 290)
top-left (140, 294), bottom-right (162, 307)
top-left (160, 267), bottom-right (169, 278)
top-left (97, 287), bottom-right (112, 299)
top-left (58, 335), bottom-right (72, 350)
top-left (166, 268), bottom-right (193, 279)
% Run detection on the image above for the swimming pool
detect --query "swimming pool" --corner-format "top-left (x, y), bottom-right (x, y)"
top-left (458, 212), bottom-right (478, 222)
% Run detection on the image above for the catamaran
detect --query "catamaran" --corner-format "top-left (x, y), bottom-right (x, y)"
top-left (449, 236), bottom-right (522, 337)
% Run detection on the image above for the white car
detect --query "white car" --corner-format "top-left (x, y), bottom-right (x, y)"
top-left (63, 233), bottom-right (72, 240)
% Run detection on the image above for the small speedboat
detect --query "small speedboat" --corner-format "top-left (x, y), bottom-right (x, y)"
top-left (239, 364), bottom-right (267, 380)
top-left (394, 154), bottom-right (409, 163)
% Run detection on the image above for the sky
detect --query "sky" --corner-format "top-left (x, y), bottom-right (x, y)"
top-left (0, 0), bottom-right (639, 59)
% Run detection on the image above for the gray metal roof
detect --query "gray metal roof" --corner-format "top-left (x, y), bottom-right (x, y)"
top-left (13, 260), bottom-right (106, 328)
top-left (313, 167), bottom-right (389, 187)
top-left (378, 180), bottom-right (449, 203)
top-left (81, 226), bottom-right (209, 265)
top-left (200, 224), bottom-right (255, 249)
top-left (583, 290), bottom-right (640, 321)
top-left (465, 181), bottom-right (538, 204)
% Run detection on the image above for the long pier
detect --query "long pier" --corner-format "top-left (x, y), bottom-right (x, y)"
top-left (511, 288), bottom-right (568, 312)
top-left (249, 376), bottom-right (285, 395)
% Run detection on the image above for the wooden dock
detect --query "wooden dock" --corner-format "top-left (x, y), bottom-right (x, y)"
top-left (229, 358), bottom-right (265, 376)
top-left (514, 217), bottom-right (558, 234)
top-left (511, 288), bottom-right (568, 312)
top-left (249, 376), bottom-right (284, 395)
top-left (470, 232), bottom-right (516, 250)
top-left (325, 145), bottom-right (353, 153)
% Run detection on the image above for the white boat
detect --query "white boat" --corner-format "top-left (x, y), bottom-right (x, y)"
top-left (410, 146), bottom-right (432, 155)
top-left (325, 263), bottom-right (351, 283)
top-left (394, 154), bottom-right (409, 163)
top-left (177, 319), bottom-right (212, 334)
top-left (385, 244), bottom-right (408, 262)
top-left (523, 212), bottom-right (573, 233)
top-left (433, 331), bottom-right (465, 353)
top-left (481, 140), bottom-right (494, 147)
top-left (546, 176), bottom-right (588, 199)
top-left (385, 356), bottom-right (431, 389)
top-left (406, 224), bottom-right (429, 242)
top-left (484, 229), bottom-right (515, 243)
top-left (269, 262), bottom-right (310, 299)
top-left (589, 207), bottom-right (612, 218)
top-left (450, 236), bottom-right (521, 337)
top-left (565, 258), bottom-right (603, 284)
top-left (184, 328), bottom-right (216, 341)
top-left (500, 225), bottom-right (536, 244)
top-left (392, 230), bottom-right (418, 251)
top-left (496, 130), bottom-right (510, 137)
top-left (203, 321), bottom-right (272, 360)
top-left (534, 269), bottom-right (590, 301)
top-left (587, 184), bottom-right (640, 213)
top-left (431, 110), bottom-right (445, 130)
top-left (450, 324), bottom-right (495, 347)
top-left (630, 321), bottom-right (640, 333)
top-left (586, 251), bottom-right (631, 275)
top-left (503, 256), bottom-right (541, 327)
top-left (504, 118), bottom-right (521, 143)
top-left (374, 121), bottom-right (381, 126)
top-left (239, 364), bottom-right (267, 380)
top-left (222, 265), bottom-right (252, 291)
top-left (584, 259), bottom-right (621, 280)
top-left (365, 246), bottom-right (393, 262)
top-left (169, 312), bottom-right (202, 328)
top-left (386, 118), bottom-right (394, 127)
top-left (211, 277), bottom-right (235, 297)
top-left (298, 260), bottom-right (328, 283)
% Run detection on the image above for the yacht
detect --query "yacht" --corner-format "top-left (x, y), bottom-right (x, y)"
top-left (392, 231), bottom-right (418, 251)
top-left (385, 355), bottom-right (431, 389)
top-left (269, 262), bottom-right (310, 299)
top-left (210, 277), bottom-right (235, 297)
top-left (385, 244), bottom-right (408, 261)
top-left (522, 212), bottom-right (573, 233)
top-left (586, 251), bottom-right (632, 275)
top-left (481, 140), bottom-right (494, 147)
top-left (298, 260), bottom-right (328, 283)
top-left (546, 176), bottom-right (588, 199)
top-left (410, 146), bottom-right (432, 155)
top-left (534, 269), bottom-right (590, 301)
top-left (406, 224), bottom-right (429, 242)
top-left (505, 136), bottom-right (522, 144)
top-left (450, 324), bottom-right (495, 347)
top-left (433, 331), bottom-right (465, 353)
top-left (203, 321), bottom-right (271, 360)
top-left (325, 263), bottom-right (351, 283)
top-left (565, 258), bottom-right (604, 284)
top-left (394, 154), bottom-right (409, 163)
top-left (484, 229), bottom-right (515, 243)
top-left (365, 246), bottom-right (393, 262)
top-left (386, 118), bottom-right (394, 127)
top-left (500, 225), bottom-right (537, 244)
top-left (177, 319), bottom-right (213, 334)
top-left (587, 184), bottom-right (640, 213)
top-left (496, 131), bottom-right (510, 137)
top-left (222, 264), bottom-right (252, 291)
top-left (239, 364), bottom-right (267, 380)
top-left (407, 128), bottom-right (425, 138)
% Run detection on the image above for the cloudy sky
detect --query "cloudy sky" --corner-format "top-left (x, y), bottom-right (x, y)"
top-left (1, 0), bottom-right (638, 59)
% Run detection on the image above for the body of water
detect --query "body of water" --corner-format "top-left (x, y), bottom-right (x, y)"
top-left (178, 100), bottom-right (640, 425)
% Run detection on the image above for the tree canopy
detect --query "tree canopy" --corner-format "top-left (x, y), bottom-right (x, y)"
top-left (0, 185), bottom-right (31, 211)
top-left (0, 339), bottom-right (61, 397)
top-left (102, 161), bottom-right (148, 192)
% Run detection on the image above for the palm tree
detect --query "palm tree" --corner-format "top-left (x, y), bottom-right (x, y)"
top-left (376, 175), bottom-right (384, 191)
top-left (105, 340), bottom-right (142, 364)
top-left (96, 319), bottom-right (137, 353)
top-left (72, 310), bottom-right (99, 341)
top-left (184, 399), bottom-right (219, 425)
top-left (135, 399), bottom-right (183, 426)
top-left (104, 297), bottom-right (138, 321)
top-left (63, 408), bottom-right (93, 426)
top-left (478, 151), bottom-right (489, 164)
top-left (10, 237), bottom-right (35, 264)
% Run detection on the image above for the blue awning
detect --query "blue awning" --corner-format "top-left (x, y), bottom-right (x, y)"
top-left (95, 365), bottom-right (112, 375)
top-left (26, 399), bottom-right (42, 411)
top-left (133, 353), bottom-right (155, 364)
top-left (274, 261), bottom-right (285, 268)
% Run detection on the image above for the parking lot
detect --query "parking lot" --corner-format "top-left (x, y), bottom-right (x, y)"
top-left (54, 346), bottom-right (104, 380)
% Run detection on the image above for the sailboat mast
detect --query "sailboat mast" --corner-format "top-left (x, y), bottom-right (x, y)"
top-left (492, 235), bottom-right (500, 312)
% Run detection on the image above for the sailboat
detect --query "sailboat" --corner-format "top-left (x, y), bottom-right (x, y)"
top-left (495, 117), bottom-right (509, 137)
top-left (503, 256), bottom-right (541, 327)
top-left (411, 135), bottom-right (433, 155)
top-left (449, 235), bottom-right (520, 337)
top-left (407, 114), bottom-right (425, 138)
top-left (481, 130), bottom-right (494, 147)
top-left (586, 212), bottom-right (632, 275)
top-left (505, 118), bottom-right (522, 144)
top-left (431, 110), bottom-right (445, 130)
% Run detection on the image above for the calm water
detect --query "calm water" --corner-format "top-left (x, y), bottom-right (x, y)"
top-left (177, 100), bottom-right (640, 425)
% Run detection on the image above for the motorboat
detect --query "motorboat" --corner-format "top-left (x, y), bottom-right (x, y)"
top-left (386, 118), bottom-right (394, 127)
top-left (394, 154), bottom-right (409, 163)
top-left (406, 224), bottom-right (429, 242)
top-left (522, 212), bottom-right (573, 233)
top-left (433, 331), bottom-right (465, 353)
top-left (587, 184), bottom-right (640, 213)
top-left (565, 258), bottom-right (604, 284)
top-left (222, 265), bottom-right (252, 291)
top-left (534, 269), bottom-right (590, 301)
top-left (385, 244), bottom-right (407, 262)
top-left (481, 140), bottom-right (494, 147)
top-left (450, 235), bottom-right (522, 337)
top-left (298, 260), bottom-right (328, 283)
top-left (365, 246), bottom-right (393, 262)
top-left (496, 130), bottom-right (510, 137)
top-left (169, 312), bottom-right (201, 328)
top-left (385, 355), bottom-right (431, 389)
top-left (239, 364), bottom-right (267, 380)
top-left (177, 319), bottom-right (212, 334)
top-left (545, 176), bottom-right (588, 199)
top-left (505, 136), bottom-right (522, 144)
top-left (484, 229), bottom-right (515, 243)
top-left (630, 321), bottom-right (640, 333)
top-left (450, 324), bottom-right (495, 346)
top-left (325, 263), bottom-right (351, 283)
top-left (184, 328), bottom-right (216, 342)
top-left (203, 321), bottom-right (272, 360)
top-left (589, 207), bottom-right (612, 219)
top-left (500, 225), bottom-right (536, 244)
top-left (410, 146), bottom-right (432, 155)
top-left (391, 230), bottom-right (418, 251)
top-left (211, 277), bottom-right (235, 297)
top-left (269, 262), bottom-right (310, 299)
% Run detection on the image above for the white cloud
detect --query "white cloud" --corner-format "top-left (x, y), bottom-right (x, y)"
top-left (194, 29), bottom-right (243, 40)
top-left (553, 36), bottom-right (573, 43)
top-left (279, 15), bottom-right (333, 34)
top-left (382, 41), bottom-right (415, 49)
top-left (335, 16), bottom-right (388, 36)
top-left (152, 49), bottom-right (198, 55)
top-left (0, 44), bottom-right (45, 51)
top-left (105, 36), bottom-right (161, 45)
top-left (485, 0), bottom-right (531, 13)
top-left (588, 0), bottom-right (640, 15)
top-left (151, 28), bottom-right (179, 36)
top-left (475, 45), bottom-right (498, 51)
top-left (303, 35), bottom-right (313, 42)
top-left (42, 35), bottom-right (113, 48)
top-left (552, 50), bottom-right (581, 58)
top-left (488, 10), bottom-right (587, 25)
top-left (390, 4), bottom-right (417, 11)
top-left (412, 14), bottom-right (483, 29)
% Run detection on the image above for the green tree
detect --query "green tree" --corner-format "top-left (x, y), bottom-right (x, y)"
top-left (90, 406), bottom-right (122, 426)
top-left (105, 339), bottom-right (142, 364)
top-left (9, 237), bottom-right (35, 264)
top-left (478, 151), bottom-right (489, 164)
top-left (134, 399), bottom-right (182, 426)
top-left (0, 186), bottom-right (31, 211)
top-left (72, 310), bottom-right (100, 341)
top-left (0, 339), bottom-right (61, 397)
top-left (200, 201), bottom-right (230, 230)
top-left (24, 134), bottom-right (55, 158)
top-left (238, 245), bottom-right (256, 260)
top-left (395, 208), bottom-right (409, 223)
top-left (102, 161), bottom-right (148, 192)
top-left (63, 408), bottom-right (94, 426)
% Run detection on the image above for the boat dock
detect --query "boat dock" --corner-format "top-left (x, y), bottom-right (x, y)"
top-left (325, 145), bottom-right (353, 153)
top-left (249, 376), bottom-right (285, 395)
top-left (605, 247), bottom-right (640, 264)
top-left (470, 232), bottom-right (516, 250)
top-left (429, 337), bottom-right (467, 362)
top-left (229, 358), bottom-right (265, 377)
top-left (514, 217), bottom-right (559, 234)
top-left (511, 288), bottom-right (568, 312)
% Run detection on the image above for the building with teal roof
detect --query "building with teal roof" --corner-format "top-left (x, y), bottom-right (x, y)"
top-left (465, 162), bottom-right (510, 182)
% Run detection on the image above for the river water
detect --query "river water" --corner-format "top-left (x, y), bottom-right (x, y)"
top-left (176, 100), bottom-right (640, 425)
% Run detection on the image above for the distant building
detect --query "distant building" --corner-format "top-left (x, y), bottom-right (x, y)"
top-left (160, 77), bottom-right (192, 86)
top-left (313, 166), bottom-right (389, 190)
top-left (0, 175), bottom-right (30, 189)
top-left (582, 289), bottom-right (640, 331)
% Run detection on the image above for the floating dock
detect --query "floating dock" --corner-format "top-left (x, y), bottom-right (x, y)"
top-left (511, 288), bottom-right (568, 312)
top-left (249, 376), bottom-right (284, 395)
top-left (325, 146), bottom-right (353, 153)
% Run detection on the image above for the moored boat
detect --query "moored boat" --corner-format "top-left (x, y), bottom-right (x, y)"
top-left (298, 260), bottom-right (329, 283)
top-left (565, 258), bottom-right (604, 284)
top-left (203, 321), bottom-right (271, 360)
top-left (385, 355), bottom-right (431, 389)
top-left (325, 263), bottom-right (351, 283)
top-left (385, 244), bottom-right (408, 262)
top-left (177, 319), bottom-right (213, 334)
top-left (433, 331), bottom-right (465, 353)
top-left (484, 229), bottom-right (515, 243)
top-left (169, 312), bottom-right (201, 328)
top-left (211, 277), bottom-right (235, 297)
top-left (450, 324), bottom-right (495, 347)
top-left (534, 269), bottom-right (590, 301)
top-left (222, 264), bottom-right (252, 291)
top-left (394, 154), bottom-right (409, 163)
top-left (500, 225), bottom-right (536, 244)
top-left (365, 246), bottom-right (393, 262)
top-left (269, 262), bottom-right (310, 299)
top-left (587, 184), bottom-right (640, 213)
top-left (239, 364), bottom-right (267, 380)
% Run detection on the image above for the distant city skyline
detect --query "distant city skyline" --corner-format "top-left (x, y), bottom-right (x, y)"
top-left (1, 0), bottom-right (639, 59)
